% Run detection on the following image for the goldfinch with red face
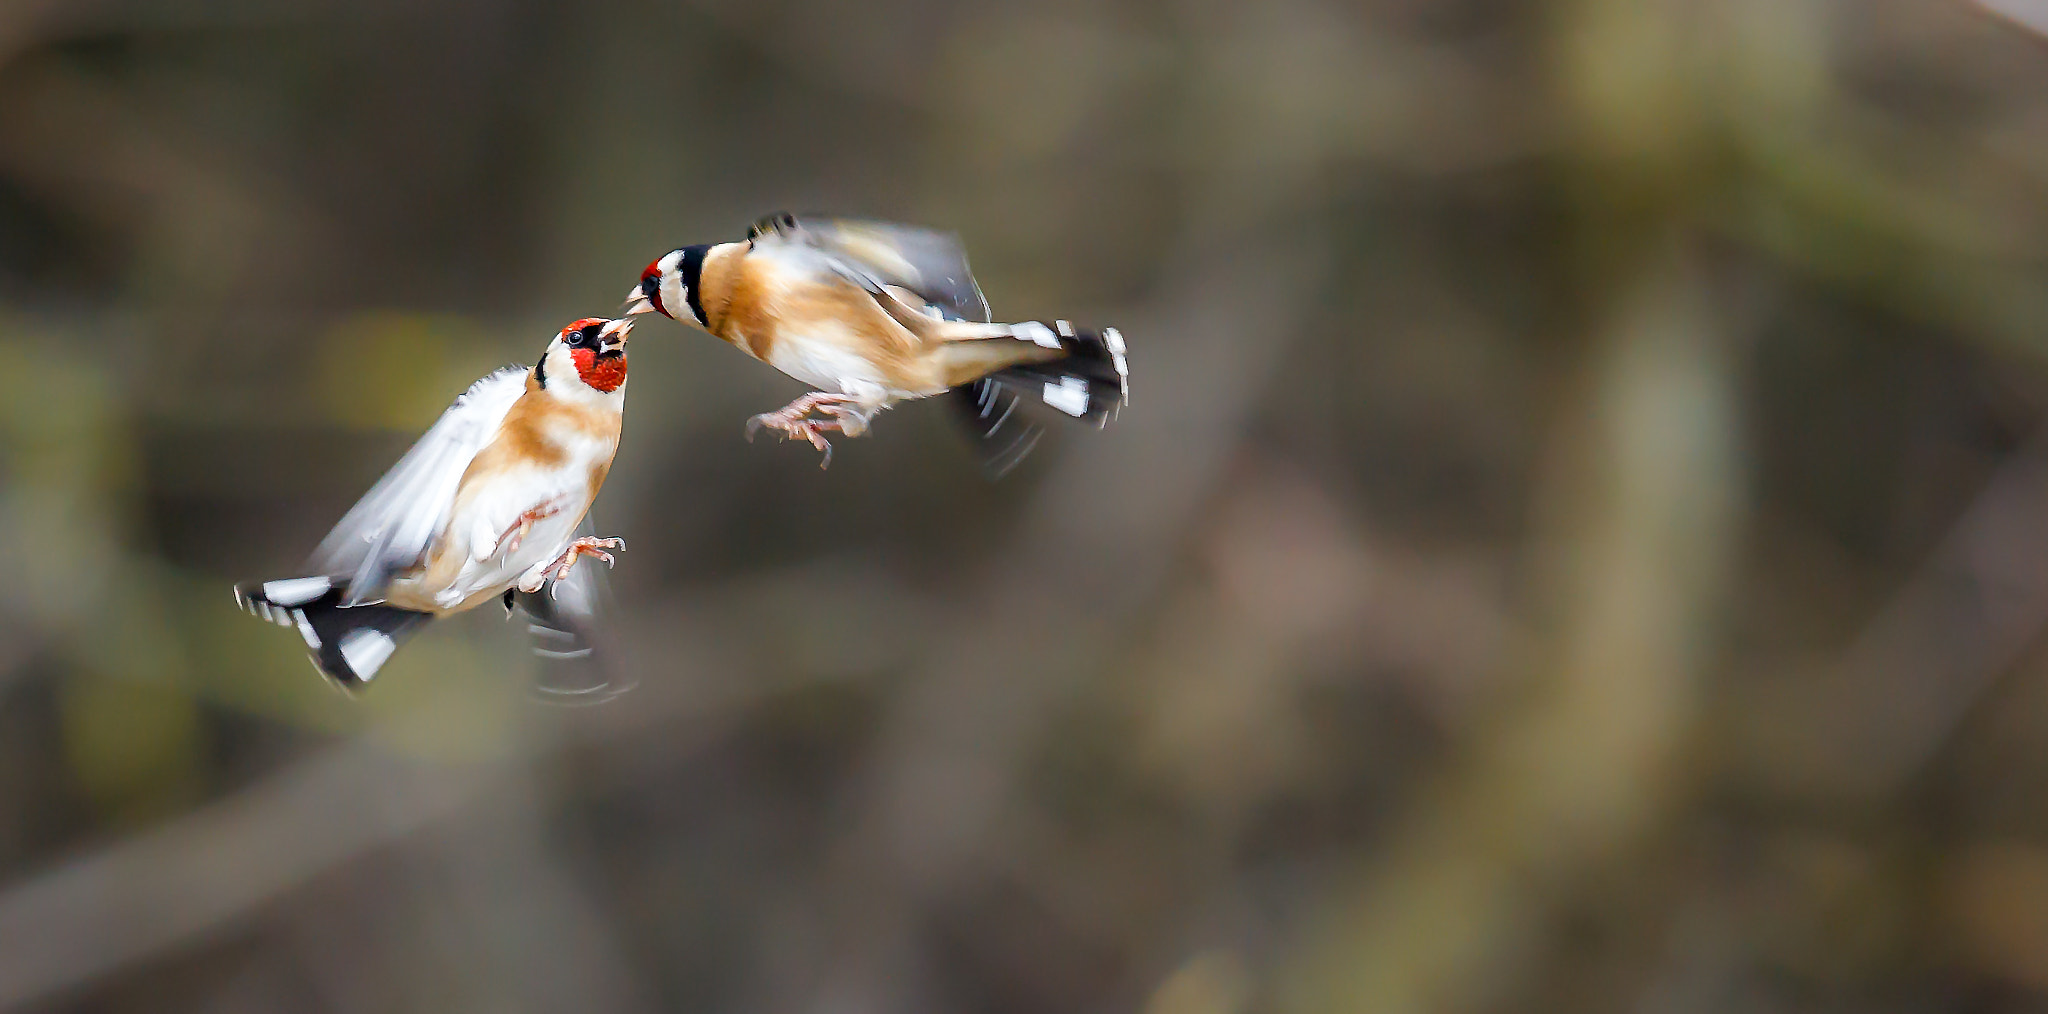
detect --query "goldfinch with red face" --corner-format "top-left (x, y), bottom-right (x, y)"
top-left (626, 213), bottom-right (1128, 472)
top-left (234, 317), bottom-right (635, 689)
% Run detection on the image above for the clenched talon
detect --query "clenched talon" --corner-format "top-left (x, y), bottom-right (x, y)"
top-left (543, 536), bottom-right (627, 583)
top-left (745, 391), bottom-right (871, 467)
top-left (746, 413), bottom-right (837, 468)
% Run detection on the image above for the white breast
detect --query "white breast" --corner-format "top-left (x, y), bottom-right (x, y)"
top-left (767, 333), bottom-right (889, 398)
top-left (389, 419), bottom-right (618, 614)
top-left (451, 470), bottom-right (590, 597)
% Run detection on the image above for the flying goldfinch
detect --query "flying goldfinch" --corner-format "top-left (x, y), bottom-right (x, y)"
top-left (626, 213), bottom-right (1128, 473)
top-left (234, 317), bottom-right (635, 688)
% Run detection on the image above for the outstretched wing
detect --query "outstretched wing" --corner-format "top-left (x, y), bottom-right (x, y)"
top-left (308, 365), bottom-right (530, 606)
top-left (751, 212), bottom-right (992, 324)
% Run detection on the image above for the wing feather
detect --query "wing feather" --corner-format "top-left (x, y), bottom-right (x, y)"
top-left (308, 365), bottom-right (530, 606)
top-left (751, 213), bottom-right (992, 324)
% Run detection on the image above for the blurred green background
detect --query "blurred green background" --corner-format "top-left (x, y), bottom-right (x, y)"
top-left (5, 0), bottom-right (2048, 1011)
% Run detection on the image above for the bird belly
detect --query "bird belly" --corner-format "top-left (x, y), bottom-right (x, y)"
top-left (766, 330), bottom-right (908, 402)
top-left (387, 470), bottom-right (592, 615)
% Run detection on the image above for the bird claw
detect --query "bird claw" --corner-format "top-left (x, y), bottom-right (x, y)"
top-left (542, 536), bottom-right (626, 584)
top-left (745, 392), bottom-right (871, 467)
top-left (745, 409), bottom-right (837, 468)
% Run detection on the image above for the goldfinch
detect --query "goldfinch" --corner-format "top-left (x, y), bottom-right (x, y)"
top-left (234, 317), bottom-right (635, 689)
top-left (625, 213), bottom-right (1128, 472)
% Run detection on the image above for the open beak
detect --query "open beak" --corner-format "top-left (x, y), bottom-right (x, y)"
top-left (598, 317), bottom-right (634, 354)
top-left (622, 281), bottom-right (656, 317)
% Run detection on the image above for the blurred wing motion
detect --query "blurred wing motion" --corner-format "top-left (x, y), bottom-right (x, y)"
top-left (510, 514), bottom-right (633, 704)
top-left (750, 211), bottom-right (992, 325)
top-left (309, 366), bottom-right (529, 606)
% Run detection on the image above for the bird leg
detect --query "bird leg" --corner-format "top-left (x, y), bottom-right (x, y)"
top-left (814, 399), bottom-right (873, 437)
top-left (516, 536), bottom-right (626, 593)
top-left (745, 392), bottom-right (868, 469)
top-left (494, 499), bottom-right (564, 557)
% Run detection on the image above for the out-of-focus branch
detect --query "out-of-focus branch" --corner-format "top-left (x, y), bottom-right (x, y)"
top-left (0, 599), bottom-right (798, 1010)
top-left (1284, 246), bottom-right (1745, 1013)
top-left (1757, 426), bottom-right (2048, 798)
top-left (795, 231), bottom-right (1330, 1012)
top-left (0, 742), bottom-right (491, 1009)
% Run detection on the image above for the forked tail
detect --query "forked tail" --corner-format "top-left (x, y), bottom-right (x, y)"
top-left (950, 320), bottom-right (1128, 476)
top-left (234, 576), bottom-right (431, 689)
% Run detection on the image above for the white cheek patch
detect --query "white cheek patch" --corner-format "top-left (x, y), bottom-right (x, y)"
top-left (662, 275), bottom-right (691, 322)
top-left (1043, 376), bottom-right (1090, 417)
top-left (339, 629), bottom-right (398, 681)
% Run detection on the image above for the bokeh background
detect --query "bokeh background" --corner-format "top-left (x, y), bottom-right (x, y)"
top-left (12, 0), bottom-right (2048, 1011)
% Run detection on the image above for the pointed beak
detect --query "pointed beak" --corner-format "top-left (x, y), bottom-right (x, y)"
top-left (622, 282), bottom-right (655, 317)
top-left (598, 317), bottom-right (634, 353)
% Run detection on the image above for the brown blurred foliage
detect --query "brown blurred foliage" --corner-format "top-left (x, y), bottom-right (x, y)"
top-left (3, 0), bottom-right (2048, 1011)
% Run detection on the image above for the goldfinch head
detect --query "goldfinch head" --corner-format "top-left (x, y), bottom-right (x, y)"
top-left (539, 317), bottom-right (631, 396)
top-left (624, 246), bottom-right (709, 325)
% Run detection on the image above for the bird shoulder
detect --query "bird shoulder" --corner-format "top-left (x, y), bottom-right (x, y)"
top-left (695, 244), bottom-right (748, 345)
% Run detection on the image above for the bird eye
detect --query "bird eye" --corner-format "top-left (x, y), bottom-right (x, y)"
top-left (565, 331), bottom-right (585, 347)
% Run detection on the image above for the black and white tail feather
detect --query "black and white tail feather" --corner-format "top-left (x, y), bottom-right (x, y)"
top-left (234, 576), bottom-right (429, 688)
top-left (235, 562), bottom-right (624, 695)
top-left (951, 320), bottom-right (1129, 477)
top-left (236, 514), bottom-right (625, 695)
